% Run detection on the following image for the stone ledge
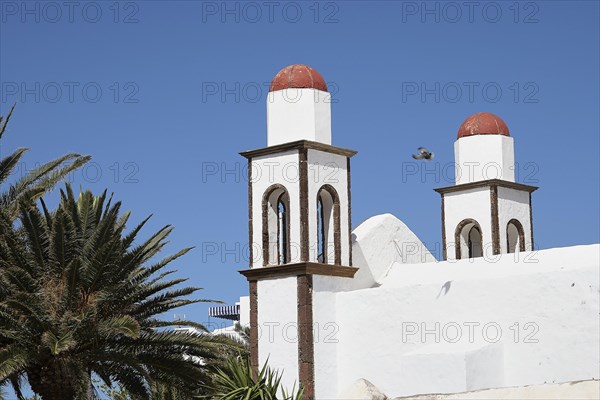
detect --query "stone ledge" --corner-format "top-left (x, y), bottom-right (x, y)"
top-left (239, 262), bottom-right (358, 281)
top-left (434, 179), bottom-right (538, 194)
top-left (240, 139), bottom-right (358, 159)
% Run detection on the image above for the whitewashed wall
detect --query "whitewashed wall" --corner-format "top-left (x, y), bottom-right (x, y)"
top-left (334, 244), bottom-right (600, 398)
top-left (454, 135), bottom-right (515, 184)
top-left (351, 214), bottom-right (436, 289)
top-left (443, 187), bottom-right (492, 261)
top-left (267, 89), bottom-right (331, 146)
top-left (257, 277), bottom-right (300, 391)
top-left (307, 149), bottom-right (350, 265)
top-left (498, 186), bottom-right (532, 252)
top-left (312, 286), bottom-right (339, 399)
top-left (310, 213), bottom-right (436, 396)
top-left (239, 295), bottom-right (250, 326)
top-left (251, 151), bottom-right (301, 266)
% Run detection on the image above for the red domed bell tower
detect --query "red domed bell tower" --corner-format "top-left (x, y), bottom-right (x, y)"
top-left (435, 112), bottom-right (538, 261)
top-left (238, 64), bottom-right (358, 399)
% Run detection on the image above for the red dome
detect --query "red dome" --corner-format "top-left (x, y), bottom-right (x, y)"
top-left (457, 112), bottom-right (510, 139)
top-left (269, 64), bottom-right (328, 92)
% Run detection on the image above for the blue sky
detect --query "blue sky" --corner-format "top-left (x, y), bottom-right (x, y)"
top-left (1, 0), bottom-right (599, 330)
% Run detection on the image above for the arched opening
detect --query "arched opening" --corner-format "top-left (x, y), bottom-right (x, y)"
top-left (455, 219), bottom-right (483, 260)
top-left (468, 225), bottom-right (483, 258)
top-left (316, 185), bottom-right (341, 265)
top-left (506, 219), bottom-right (525, 253)
top-left (277, 197), bottom-right (288, 264)
top-left (262, 184), bottom-right (290, 266)
top-left (317, 196), bottom-right (325, 262)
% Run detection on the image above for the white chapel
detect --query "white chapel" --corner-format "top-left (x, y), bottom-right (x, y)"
top-left (211, 64), bottom-right (599, 400)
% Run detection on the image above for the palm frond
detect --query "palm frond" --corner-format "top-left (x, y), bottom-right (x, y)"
top-left (0, 182), bottom-right (225, 399)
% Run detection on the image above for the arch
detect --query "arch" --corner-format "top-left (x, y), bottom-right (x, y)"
top-left (455, 218), bottom-right (483, 260)
top-left (262, 184), bottom-right (291, 266)
top-left (316, 184), bottom-right (341, 265)
top-left (506, 219), bottom-right (526, 253)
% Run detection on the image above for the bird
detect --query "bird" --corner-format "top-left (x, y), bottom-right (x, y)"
top-left (412, 147), bottom-right (434, 161)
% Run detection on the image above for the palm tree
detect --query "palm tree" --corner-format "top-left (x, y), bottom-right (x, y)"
top-left (0, 105), bottom-right (90, 221)
top-left (0, 105), bottom-right (89, 398)
top-left (233, 323), bottom-right (250, 345)
top-left (0, 183), bottom-right (239, 399)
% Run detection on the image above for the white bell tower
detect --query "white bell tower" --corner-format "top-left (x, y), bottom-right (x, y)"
top-left (435, 112), bottom-right (538, 261)
top-left (239, 64), bottom-right (357, 400)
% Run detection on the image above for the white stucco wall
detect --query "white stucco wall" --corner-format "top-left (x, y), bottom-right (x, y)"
top-left (350, 213), bottom-right (436, 290)
top-left (443, 188), bottom-right (493, 261)
top-left (307, 149), bottom-right (350, 265)
top-left (454, 135), bottom-right (515, 184)
top-left (306, 214), bottom-right (436, 396)
top-left (400, 341), bottom-right (504, 394)
top-left (257, 277), bottom-right (300, 391)
top-left (312, 285), bottom-right (340, 399)
top-left (333, 244), bottom-right (600, 398)
top-left (239, 295), bottom-right (250, 327)
top-left (306, 213), bottom-right (435, 294)
top-left (267, 88), bottom-right (331, 146)
top-left (498, 186), bottom-right (533, 252)
top-left (251, 151), bottom-right (301, 266)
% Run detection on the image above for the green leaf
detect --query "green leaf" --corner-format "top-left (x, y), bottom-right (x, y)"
top-left (98, 315), bottom-right (141, 339)
top-left (41, 331), bottom-right (76, 355)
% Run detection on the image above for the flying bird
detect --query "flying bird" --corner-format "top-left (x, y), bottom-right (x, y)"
top-left (412, 147), bottom-right (434, 161)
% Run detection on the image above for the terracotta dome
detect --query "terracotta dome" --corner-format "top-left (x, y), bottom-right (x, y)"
top-left (457, 112), bottom-right (510, 139)
top-left (269, 64), bottom-right (328, 92)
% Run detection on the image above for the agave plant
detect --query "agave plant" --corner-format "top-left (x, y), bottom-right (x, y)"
top-left (208, 356), bottom-right (303, 400)
top-left (0, 183), bottom-right (238, 399)
top-left (0, 105), bottom-right (90, 222)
